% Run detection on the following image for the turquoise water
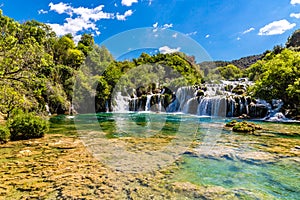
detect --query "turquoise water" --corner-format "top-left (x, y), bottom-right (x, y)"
top-left (175, 156), bottom-right (300, 199)
top-left (51, 113), bottom-right (300, 199)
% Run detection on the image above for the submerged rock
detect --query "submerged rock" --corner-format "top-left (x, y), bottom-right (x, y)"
top-left (225, 120), bottom-right (262, 133)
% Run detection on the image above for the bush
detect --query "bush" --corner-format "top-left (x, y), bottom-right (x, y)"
top-left (8, 112), bottom-right (49, 141)
top-left (0, 125), bottom-right (10, 143)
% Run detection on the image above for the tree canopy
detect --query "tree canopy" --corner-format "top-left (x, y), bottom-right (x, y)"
top-left (247, 49), bottom-right (300, 106)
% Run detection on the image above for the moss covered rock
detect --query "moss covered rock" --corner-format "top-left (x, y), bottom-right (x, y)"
top-left (226, 120), bottom-right (262, 133)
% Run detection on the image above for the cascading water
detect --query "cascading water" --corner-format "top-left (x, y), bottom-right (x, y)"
top-left (111, 80), bottom-right (288, 119)
top-left (145, 94), bottom-right (152, 111)
top-left (112, 92), bottom-right (131, 112)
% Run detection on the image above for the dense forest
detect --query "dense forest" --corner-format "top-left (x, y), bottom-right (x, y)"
top-left (0, 10), bottom-right (299, 141)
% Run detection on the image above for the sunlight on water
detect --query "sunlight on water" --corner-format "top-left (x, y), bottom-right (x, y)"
top-left (52, 113), bottom-right (300, 199)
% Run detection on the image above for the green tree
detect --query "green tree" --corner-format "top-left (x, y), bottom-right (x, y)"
top-left (0, 12), bottom-right (52, 117)
top-left (77, 33), bottom-right (94, 56)
top-left (249, 49), bottom-right (300, 105)
top-left (216, 64), bottom-right (242, 80)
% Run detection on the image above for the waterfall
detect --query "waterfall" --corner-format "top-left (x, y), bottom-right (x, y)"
top-left (195, 97), bottom-right (226, 117)
top-left (113, 92), bottom-right (130, 112)
top-left (167, 86), bottom-right (195, 112)
top-left (111, 80), bottom-right (279, 119)
top-left (226, 96), bottom-right (235, 117)
top-left (145, 95), bottom-right (152, 111)
top-left (183, 97), bottom-right (198, 115)
top-left (157, 95), bottom-right (162, 112)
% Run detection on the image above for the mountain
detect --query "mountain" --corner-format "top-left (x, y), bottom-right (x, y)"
top-left (199, 54), bottom-right (264, 70)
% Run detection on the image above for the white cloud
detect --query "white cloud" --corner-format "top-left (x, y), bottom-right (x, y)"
top-left (186, 31), bottom-right (197, 36)
top-left (162, 23), bottom-right (173, 29)
top-left (291, 0), bottom-right (300, 5)
top-left (114, 3), bottom-right (118, 7)
top-left (38, 9), bottom-right (48, 14)
top-left (152, 23), bottom-right (173, 32)
top-left (116, 10), bottom-right (133, 20)
top-left (46, 3), bottom-right (115, 38)
top-left (237, 37), bottom-right (241, 40)
top-left (159, 46), bottom-right (181, 54)
top-left (153, 22), bottom-right (158, 28)
top-left (48, 17), bottom-right (98, 36)
top-left (121, 0), bottom-right (138, 7)
top-left (152, 22), bottom-right (158, 32)
top-left (49, 2), bottom-right (72, 15)
top-left (172, 33), bottom-right (178, 38)
top-left (73, 35), bottom-right (82, 43)
top-left (148, 0), bottom-right (153, 6)
top-left (242, 27), bottom-right (255, 34)
top-left (290, 12), bottom-right (300, 18)
top-left (258, 19), bottom-right (296, 36)
top-left (72, 5), bottom-right (114, 21)
top-left (205, 34), bottom-right (210, 38)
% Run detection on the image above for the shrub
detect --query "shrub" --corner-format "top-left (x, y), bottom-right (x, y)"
top-left (8, 112), bottom-right (49, 141)
top-left (0, 125), bottom-right (10, 143)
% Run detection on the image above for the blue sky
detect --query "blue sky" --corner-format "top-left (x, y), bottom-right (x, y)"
top-left (1, 0), bottom-right (300, 62)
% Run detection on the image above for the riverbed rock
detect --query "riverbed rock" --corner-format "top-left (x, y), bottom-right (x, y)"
top-left (225, 120), bottom-right (262, 133)
top-left (170, 182), bottom-right (235, 199)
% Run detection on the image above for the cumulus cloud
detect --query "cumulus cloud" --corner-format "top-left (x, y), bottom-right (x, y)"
top-left (72, 5), bottom-right (114, 21)
top-left (172, 33), bottom-right (178, 38)
top-left (159, 46), bottom-right (181, 54)
top-left (121, 0), bottom-right (138, 7)
top-left (291, 0), bottom-right (300, 5)
top-left (48, 17), bottom-right (97, 36)
top-left (242, 27), bottom-right (255, 34)
top-left (153, 22), bottom-right (158, 28)
top-left (258, 19), bottom-right (296, 36)
top-left (290, 13), bottom-right (300, 18)
top-left (116, 10), bottom-right (133, 20)
top-left (205, 34), bottom-right (210, 38)
top-left (49, 2), bottom-right (72, 15)
top-left (46, 2), bottom-right (117, 38)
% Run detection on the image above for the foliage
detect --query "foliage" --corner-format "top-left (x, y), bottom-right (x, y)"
top-left (8, 112), bottom-right (49, 141)
top-left (244, 60), bottom-right (266, 81)
top-left (287, 78), bottom-right (300, 102)
top-left (0, 125), bottom-right (10, 143)
top-left (216, 64), bottom-right (242, 80)
top-left (77, 33), bottom-right (94, 56)
top-left (0, 11), bottom-right (93, 117)
top-left (133, 52), bottom-right (203, 85)
top-left (248, 49), bottom-right (300, 105)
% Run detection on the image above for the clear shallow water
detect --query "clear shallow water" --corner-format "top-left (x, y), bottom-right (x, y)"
top-left (175, 155), bottom-right (300, 199)
top-left (51, 113), bottom-right (300, 199)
